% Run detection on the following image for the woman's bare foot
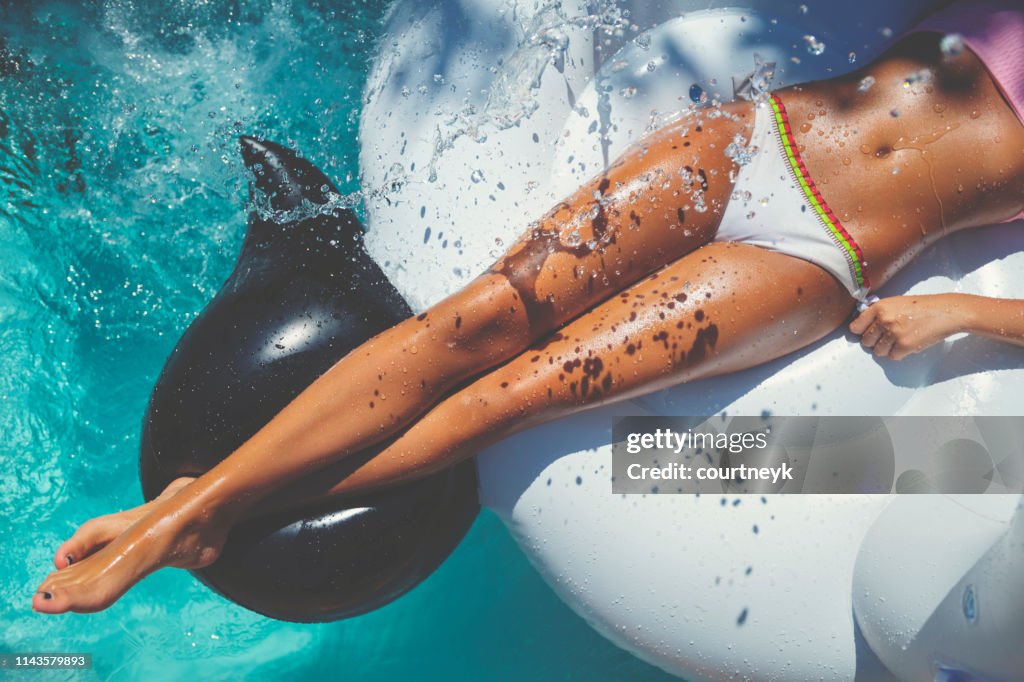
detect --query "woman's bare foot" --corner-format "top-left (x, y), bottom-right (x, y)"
top-left (51, 477), bottom-right (196, 570)
top-left (33, 477), bottom-right (230, 614)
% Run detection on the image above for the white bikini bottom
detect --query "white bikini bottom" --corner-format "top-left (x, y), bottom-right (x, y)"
top-left (714, 94), bottom-right (871, 302)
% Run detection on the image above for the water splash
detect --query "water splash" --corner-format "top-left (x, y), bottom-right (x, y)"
top-left (803, 35), bottom-right (825, 56)
top-left (424, 1), bottom-right (635, 183)
top-left (733, 53), bottom-right (776, 105)
top-left (724, 133), bottom-right (759, 167)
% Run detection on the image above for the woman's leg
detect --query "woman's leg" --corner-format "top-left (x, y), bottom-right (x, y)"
top-left (268, 242), bottom-right (855, 501)
top-left (48, 241), bottom-right (853, 575)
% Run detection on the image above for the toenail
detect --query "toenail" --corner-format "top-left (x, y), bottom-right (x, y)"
top-left (42, 592), bottom-right (52, 600)
top-left (66, 554), bottom-right (74, 565)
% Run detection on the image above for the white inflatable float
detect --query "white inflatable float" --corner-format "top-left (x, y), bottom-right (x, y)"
top-left (359, 1), bottom-right (1024, 679)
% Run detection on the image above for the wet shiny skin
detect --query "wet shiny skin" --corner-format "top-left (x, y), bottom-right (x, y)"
top-left (789, 34), bottom-right (1024, 286)
top-left (34, 35), bottom-right (1024, 614)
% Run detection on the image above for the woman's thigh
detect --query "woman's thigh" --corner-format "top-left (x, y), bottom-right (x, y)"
top-left (479, 105), bottom-right (750, 338)
top-left (491, 241), bottom-right (856, 422)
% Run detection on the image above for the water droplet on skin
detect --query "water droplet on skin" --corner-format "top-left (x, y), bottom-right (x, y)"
top-left (860, 144), bottom-right (871, 155)
top-left (842, 157), bottom-right (851, 166)
top-left (857, 76), bottom-right (876, 94)
top-left (970, 110), bottom-right (981, 119)
top-left (940, 33), bottom-right (965, 58)
top-left (933, 103), bottom-right (946, 113)
top-left (800, 122), bottom-right (812, 133)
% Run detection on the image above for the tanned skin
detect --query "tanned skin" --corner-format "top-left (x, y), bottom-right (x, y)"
top-left (32, 34), bottom-right (1024, 614)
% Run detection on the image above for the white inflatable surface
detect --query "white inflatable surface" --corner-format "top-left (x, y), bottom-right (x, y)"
top-left (360, 1), bottom-right (1024, 679)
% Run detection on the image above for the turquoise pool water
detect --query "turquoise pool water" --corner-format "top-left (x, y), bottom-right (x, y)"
top-left (0, 1), bottom-right (676, 679)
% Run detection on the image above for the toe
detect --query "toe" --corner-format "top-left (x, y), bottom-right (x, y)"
top-left (32, 574), bottom-right (70, 614)
top-left (32, 570), bottom-right (111, 615)
top-left (53, 517), bottom-right (120, 569)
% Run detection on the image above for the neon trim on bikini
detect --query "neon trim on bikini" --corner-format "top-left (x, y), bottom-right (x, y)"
top-left (769, 94), bottom-right (870, 291)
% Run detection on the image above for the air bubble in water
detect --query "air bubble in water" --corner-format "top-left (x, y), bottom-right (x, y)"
top-left (848, 52), bottom-right (857, 64)
top-left (470, 169), bottom-right (485, 183)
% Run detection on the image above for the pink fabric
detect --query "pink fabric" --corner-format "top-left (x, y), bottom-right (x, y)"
top-left (907, 0), bottom-right (1024, 223)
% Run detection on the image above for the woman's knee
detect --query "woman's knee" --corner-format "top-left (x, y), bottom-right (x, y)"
top-left (413, 273), bottom-right (532, 366)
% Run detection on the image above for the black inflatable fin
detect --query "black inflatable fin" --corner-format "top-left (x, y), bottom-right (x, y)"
top-left (139, 138), bottom-right (480, 622)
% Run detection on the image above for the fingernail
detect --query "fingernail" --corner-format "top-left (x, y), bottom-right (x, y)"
top-left (42, 592), bottom-right (52, 600)
top-left (65, 554), bottom-right (74, 565)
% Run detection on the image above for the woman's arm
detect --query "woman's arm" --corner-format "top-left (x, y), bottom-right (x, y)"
top-left (850, 293), bottom-right (1024, 359)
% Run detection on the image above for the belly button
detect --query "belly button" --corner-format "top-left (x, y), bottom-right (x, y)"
top-left (875, 145), bottom-right (891, 159)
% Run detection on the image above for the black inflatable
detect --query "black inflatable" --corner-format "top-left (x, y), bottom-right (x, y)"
top-left (139, 137), bottom-right (480, 622)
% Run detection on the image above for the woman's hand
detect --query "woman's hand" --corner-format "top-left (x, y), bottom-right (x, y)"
top-left (849, 294), bottom-right (972, 360)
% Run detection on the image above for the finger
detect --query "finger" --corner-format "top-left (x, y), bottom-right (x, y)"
top-left (874, 332), bottom-right (897, 358)
top-left (860, 322), bottom-right (886, 348)
top-left (849, 306), bottom-right (878, 335)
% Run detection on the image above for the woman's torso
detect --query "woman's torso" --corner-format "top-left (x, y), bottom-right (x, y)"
top-left (780, 33), bottom-right (1024, 291)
